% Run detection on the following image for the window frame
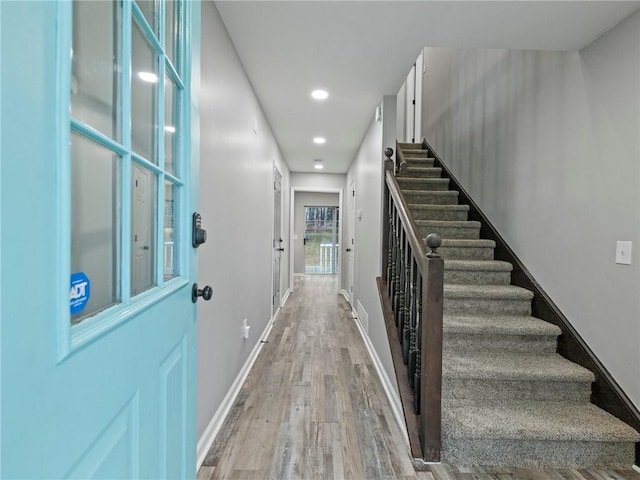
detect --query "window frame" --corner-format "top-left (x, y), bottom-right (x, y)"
top-left (57, 0), bottom-right (191, 360)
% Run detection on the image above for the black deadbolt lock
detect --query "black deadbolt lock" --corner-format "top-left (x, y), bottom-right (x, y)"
top-left (192, 212), bottom-right (207, 248)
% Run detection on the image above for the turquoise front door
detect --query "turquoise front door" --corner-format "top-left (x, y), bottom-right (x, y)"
top-left (1, 1), bottom-right (201, 478)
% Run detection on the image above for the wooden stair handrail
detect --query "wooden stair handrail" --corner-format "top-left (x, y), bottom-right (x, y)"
top-left (385, 169), bottom-right (426, 269)
top-left (382, 147), bottom-right (443, 462)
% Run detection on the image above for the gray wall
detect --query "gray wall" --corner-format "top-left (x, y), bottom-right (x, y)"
top-left (197, 2), bottom-right (291, 442)
top-left (420, 10), bottom-right (640, 408)
top-left (347, 95), bottom-right (400, 395)
top-left (293, 192), bottom-right (340, 274)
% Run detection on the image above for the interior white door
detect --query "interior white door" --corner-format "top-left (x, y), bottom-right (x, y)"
top-left (272, 167), bottom-right (283, 316)
top-left (405, 64), bottom-right (416, 143)
top-left (346, 177), bottom-right (356, 303)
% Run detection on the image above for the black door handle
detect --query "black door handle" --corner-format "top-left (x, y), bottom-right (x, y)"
top-left (346, 248), bottom-right (352, 252)
top-left (192, 283), bottom-right (213, 303)
top-left (278, 248), bottom-right (285, 252)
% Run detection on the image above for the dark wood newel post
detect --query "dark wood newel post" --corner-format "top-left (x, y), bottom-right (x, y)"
top-left (420, 233), bottom-right (444, 462)
top-left (382, 147), bottom-right (394, 281)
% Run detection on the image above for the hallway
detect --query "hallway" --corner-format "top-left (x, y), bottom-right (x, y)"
top-left (197, 276), bottom-right (640, 480)
top-left (198, 275), bottom-right (418, 479)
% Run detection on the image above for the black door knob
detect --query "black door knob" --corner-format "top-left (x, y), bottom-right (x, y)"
top-left (346, 248), bottom-right (352, 252)
top-left (192, 283), bottom-right (213, 303)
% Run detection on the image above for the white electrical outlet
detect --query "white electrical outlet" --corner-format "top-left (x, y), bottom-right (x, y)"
top-left (615, 241), bottom-right (632, 265)
top-left (242, 319), bottom-right (250, 339)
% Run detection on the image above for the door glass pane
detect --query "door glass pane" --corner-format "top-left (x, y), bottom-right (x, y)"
top-left (136, 0), bottom-right (158, 35)
top-left (164, 181), bottom-right (179, 280)
top-left (165, 0), bottom-right (176, 64)
top-left (131, 165), bottom-right (157, 296)
top-left (164, 75), bottom-right (178, 176)
top-left (71, 133), bottom-right (121, 324)
top-left (304, 207), bottom-right (339, 274)
top-left (71, 0), bottom-right (120, 141)
top-left (131, 20), bottom-right (158, 164)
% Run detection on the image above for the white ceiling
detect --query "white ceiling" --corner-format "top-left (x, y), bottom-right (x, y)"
top-left (215, 1), bottom-right (640, 174)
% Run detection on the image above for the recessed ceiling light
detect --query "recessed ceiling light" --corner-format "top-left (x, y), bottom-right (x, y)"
top-left (314, 159), bottom-right (324, 169)
top-left (164, 125), bottom-right (176, 133)
top-left (313, 137), bottom-right (326, 144)
top-left (311, 89), bottom-right (329, 100)
top-left (137, 71), bottom-right (158, 83)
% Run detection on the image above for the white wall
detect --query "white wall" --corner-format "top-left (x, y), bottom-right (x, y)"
top-left (290, 172), bottom-right (346, 190)
top-left (420, 10), bottom-right (640, 408)
top-left (197, 1), bottom-right (290, 444)
top-left (347, 95), bottom-right (399, 395)
top-left (293, 192), bottom-right (340, 274)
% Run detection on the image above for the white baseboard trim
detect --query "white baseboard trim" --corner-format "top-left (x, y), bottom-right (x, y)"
top-left (196, 316), bottom-right (276, 470)
top-left (350, 310), bottom-right (409, 448)
top-left (633, 464), bottom-right (639, 474)
top-left (340, 289), bottom-right (351, 304)
top-left (280, 288), bottom-right (291, 307)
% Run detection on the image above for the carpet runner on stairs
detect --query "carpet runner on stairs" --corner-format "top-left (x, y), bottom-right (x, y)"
top-left (396, 142), bottom-right (640, 469)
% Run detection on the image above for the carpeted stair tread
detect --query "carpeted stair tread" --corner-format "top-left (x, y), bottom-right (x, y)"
top-left (404, 158), bottom-right (436, 168)
top-left (443, 260), bottom-right (513, 284)
top-left (443, 401), bottom-right (640, 443)
top-left (410, 204), bottom-right (470, 221)
top-left (402, 190), bottom-right (459, 205)
top-left (407, 203), bottom-right (469, 215)
top-left (402, 149), bottom-right (429, 155)
top-left (417, 220), bottom-right (481, 240)
top-left (417, 219), bottom-right (480, 227)
top-left (440, 238), bottom-right (495, 248)
top-left (444, 283), bottom-right (533, 300)
top-left (443, 314), bottom-right (561, 337)
top-left (443, 351), bottom-right (594, 382)
top-left (408, 204), bottom-right (469, 212)
top-left (444, 259), bottom-right (512, 272)
top-left (400, 166), bottom-right (440, 173)
top-left (398, 177), bottom-right (450, 190)
top-left (398, 143), bottom-right (423, 149)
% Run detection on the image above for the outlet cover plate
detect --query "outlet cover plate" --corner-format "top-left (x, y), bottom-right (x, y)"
top-left (615, 241), bottom-right (632, 265)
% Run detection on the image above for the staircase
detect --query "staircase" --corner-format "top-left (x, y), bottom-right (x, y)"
top-left (395, 142), bottom-right (640, 469)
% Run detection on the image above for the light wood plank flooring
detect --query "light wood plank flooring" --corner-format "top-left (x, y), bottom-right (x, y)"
top-left (198, 275), bottom-right (640, 480)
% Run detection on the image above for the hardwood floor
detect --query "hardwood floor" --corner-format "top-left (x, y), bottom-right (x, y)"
top-left (198, 275), bottom-right (640, 480)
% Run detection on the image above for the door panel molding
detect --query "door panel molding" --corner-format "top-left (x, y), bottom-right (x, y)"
top-left (65, 393), bottom-right (140, 479)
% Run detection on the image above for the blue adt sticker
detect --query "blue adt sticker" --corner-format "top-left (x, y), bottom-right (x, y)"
top-left (70, 272), bottom-right (90, 315)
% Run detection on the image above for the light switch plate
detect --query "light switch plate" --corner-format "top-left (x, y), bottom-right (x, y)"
top-left (615, 241), bottom-right (632, 265)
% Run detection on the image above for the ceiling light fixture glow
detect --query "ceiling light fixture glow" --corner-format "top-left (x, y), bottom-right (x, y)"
top-left (311, 89), bottom-right (329, 100)
top-left (164, 125), bottom-right (176, 133)
top-left (314, 159), bottom-right (324, 170)
top-left (137, 71), bottom-right (158, 83)
top-left (313, 137), bottom-right (326, 144)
